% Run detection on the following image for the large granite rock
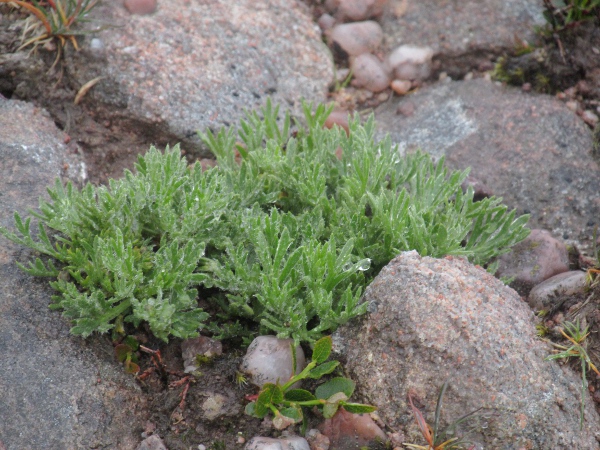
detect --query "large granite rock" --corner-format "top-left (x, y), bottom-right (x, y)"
top-left (334, 251), bottom-right (600, 448)
top-left (0, 98), bottom-right (147, 449)
top-left (63, 0), bottom-right (333, 155)
top-left (374, 79), bottom-right (600, 249)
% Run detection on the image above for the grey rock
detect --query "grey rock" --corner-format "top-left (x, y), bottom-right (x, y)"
top-left (65, 0), bottom-right (333, 157)
top-left (380, 0), bottom-right (545, 76)
top-left (334, 251), bottom-right (600, 448)
top-left (528, 270), bottom-right (588, 311)
top-left (0, 98), bottom-right (146, 449)
top-left (374, 79), bottom-right (600, 250)
top-left (496, 229), bottom-right (570, 297)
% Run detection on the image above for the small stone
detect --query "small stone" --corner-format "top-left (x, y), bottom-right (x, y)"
top-left (245, 436), bottom-right (310, 450)
top-left (522, 82), bottom-right (532, 92)
top-left (495, 229), bottom-right (570, 296)
top-left (565, 100), bottom-right (579, 112)
top-left (324, 109), bottom-right (350, 135)
top-left (463, 72), bottom-right (473, 81)
top-left (136, 434), bottom-right (167, 450)
top-left (582, 110), bottom-right (599, 127)
top-left (527, 271), bottom-right (587, 311)
top-left (240, 336), bottom-right (305, 388)
top-left (385, 45), bottom-right (434, 81)
top-left (324, 0), bottom-right (388, 22)
top-left (124, 0), bottom-right (157, 15)
top-left (317, 13), bottom-right (336, 32)
top-left (89, 38), bottom-right (104, 51)
top-left (350, 53), bottom-right (391, 93)
top-left (390, 79), bottom-right (411, 95)
top-left (329, 21), bottom-right (383, 57)
top-left (305, 429), bottom-right (330, 450)
top-left (318, 408), bottom-right (388, 449)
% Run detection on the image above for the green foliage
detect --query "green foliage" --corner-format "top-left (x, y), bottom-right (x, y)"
top-left (0, 99), bottom-right (530, 344)
top-left (245, 336), bottom-right (376, 429)
top-left (545, 320), bottom-right (600, 429)
top-left (542, 0), bottom-right (600, 32)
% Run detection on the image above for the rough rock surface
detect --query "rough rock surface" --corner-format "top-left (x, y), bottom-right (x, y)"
top-left (380, 0), bottom-right (545, 76)
top-left (374, 79), bottom-right (600, 249)
top-left (334, 251), bottom-right (600, 449)
top-left (64, 0), bottom-right (333, 156)
top-left (0, 98), bottom-right (147, 449)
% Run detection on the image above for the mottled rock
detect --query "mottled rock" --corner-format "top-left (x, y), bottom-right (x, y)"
top-left (328, 21), bottom-right (383, 57)
top-left (136, 435), bottom-right (167, 450)
top-left (380, 0), bottom-right (545, 77)
top-left (245, 436), bottom-right (310, 450)
top-left (181, 336), bottom-right (223, 373)
top-left (374, 79), bottom-right (600, 250)
top-left (0, 98), bottom-right (145, 449)
top-left (318, 408), bottom-right (387, 449)
top-left (385, 45), bottom-right (434, 81)
top-left (350, 53), bottom-right (391, 93)
top-left (528, 271), bottom-right (588, 311)
top-left (317, 13), bottom-right (336, 32)
top-left (496, 229), bottom-right (570, 297)
top-left (324, 0), bottom-right (388, 22)
top-left (240, 336), bottom-right (306, 388)
top-left (124, 0), bottom-right (157, 15)
top-left (67, 0), bottom-right (333, 157)
top-left (334, 251), bottom-right (600, 448)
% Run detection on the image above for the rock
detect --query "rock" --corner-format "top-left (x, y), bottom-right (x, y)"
top-left (350, 53), bottom-right (391, 93)
top-left (374, 79), bottom-right (600, 250)
top-left (136, 435), bottom-right (167, 450)
top-left (317, 13), bottom-right (336, 32)
top-left (385, 45), bottom-right (434, 81)
top-left (333, 251), bottom-right (600, 448)
top-left (324, 109), bottom-right (351, 135)
top-left (0, 98), bottom-right (146, 449)
top-left (582, 110), bottom-right (599, 127)
top-left (390, 79), bottom-right (411, 95)
top-left (181, 336), bottom-right (223, 373)
top-left (461, 175), bottom-right (493, 200)
top-left (305, 429), bottom-right (330, 450)
top-left (496, 229), bottom-right (570, 297)
top-left (527, 271), bottom-right (588, 311)
top-left (240, 336), bottom-right (306, 388)
top-left (245, 436), bottom-right (310, 450)
top-left (324, 0), bottom-right (388, 22)
top-left (318, 408), bottom-right (388, 449)
top-left (124, 0), bottom-right (157, 15)
top-left (328, 21), bottom-right (383, 58)
top-left (65, 0), bottom-right (333, 157)
top-left (380, 0), bottom-right (545, 77)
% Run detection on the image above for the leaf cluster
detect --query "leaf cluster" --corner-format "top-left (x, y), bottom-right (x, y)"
top-left (245, 336), bottom-right (375, 429)
top-left (545, 320), bottom-right (600, 429)
top-left (0, 99), bottom-right (530, 344)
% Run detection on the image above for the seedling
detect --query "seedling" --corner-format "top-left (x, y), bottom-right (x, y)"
top-left (114, 335), bottom-right (140, 374)
top-left (545, 320), bottom-right (600, 429)
top-left (244, 336), bottom-right (376, 430)
top-left (0, 100), bottom-right (530, 345)
top-left (403, 381), bottom-right (481, 450)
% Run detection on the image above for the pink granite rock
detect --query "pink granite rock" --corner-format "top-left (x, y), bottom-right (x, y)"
top-left (328, 21), bottom-right (383, 57)
top-left (350, 53), bottom-right (390, 93)
top-left (319, 408), bottom-right (387, 449)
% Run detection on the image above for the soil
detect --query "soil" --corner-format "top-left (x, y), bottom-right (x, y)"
top-left (2, 2), bottom-right (600, 449)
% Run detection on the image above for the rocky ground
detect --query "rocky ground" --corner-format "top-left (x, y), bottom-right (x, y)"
top-left (1, 0), bottom-right (600, 449)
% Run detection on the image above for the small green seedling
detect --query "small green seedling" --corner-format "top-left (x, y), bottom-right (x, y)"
top-left (545, 320), bottom-right (600, 429)
top-left (114, 335), bottom-right (140, 374)
top-left (404, 381), bottom-right (480, 450)
top-left (245, 336), bottom-right (376, 430)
